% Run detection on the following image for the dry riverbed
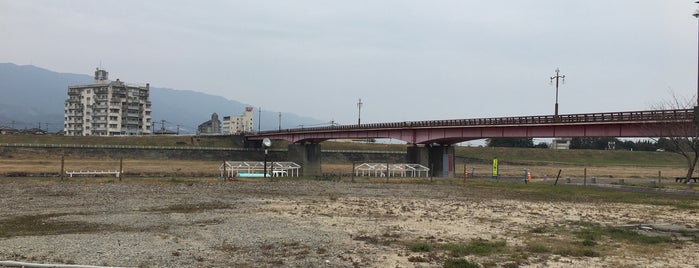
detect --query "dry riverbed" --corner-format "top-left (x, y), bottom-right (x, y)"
top-left (0, 178), bottom-right (698, 267)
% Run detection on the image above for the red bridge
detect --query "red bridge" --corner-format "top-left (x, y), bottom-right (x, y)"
top-left (249, 109), bottom-right (696, 144)
top-left (246, 109), bottom-right (697, 177)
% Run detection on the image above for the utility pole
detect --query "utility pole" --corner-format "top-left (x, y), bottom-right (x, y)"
top-left (550, 68), bottom-right (565, 116)
top-left (357, 98), bottom-right (363, 125)
top-left (694, 3), bottom-right (699, 107)
top-left (258, 107), bottom-right (261, 133)
top-left (278, 112), bottom-right (281, 131)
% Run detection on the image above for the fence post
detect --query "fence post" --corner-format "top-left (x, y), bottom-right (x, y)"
top-left (463, 164), bottom-right (466, 183)
top-left (386, 162), bottom-right (389, 183)
top-left (60, 155), bottom-right (65, 182)
top-left (584, 168), bottom-right (587, 186)
top-left (351, 162), bottom-right (355, 183)
top-left (119, 158), bottom-right (123, 182)
top-left (554, 169), bottom-right (562, 186)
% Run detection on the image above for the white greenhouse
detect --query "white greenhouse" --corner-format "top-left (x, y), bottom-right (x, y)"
top-left (219, 161), bottom-right (301, 178)
top-left (354, 163), bottom-right (430, 178)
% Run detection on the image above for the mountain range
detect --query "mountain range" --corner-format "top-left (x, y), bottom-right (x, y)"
top-left (0, 63), bottom-right (321, 133)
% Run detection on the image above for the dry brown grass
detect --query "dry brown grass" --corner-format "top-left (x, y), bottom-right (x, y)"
top-left (0, 156), bottom-right (690, 183)
top-left (0, 157), bottom-right (221, 177)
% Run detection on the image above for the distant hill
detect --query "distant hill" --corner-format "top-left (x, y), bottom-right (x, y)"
top-left (0, 63), bottom-right (321, 133)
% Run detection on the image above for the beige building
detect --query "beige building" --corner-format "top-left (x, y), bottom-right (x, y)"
top-left (222, 107), bottom-right (254, 134)
top-left (64, 69), bottom-right (152, 136)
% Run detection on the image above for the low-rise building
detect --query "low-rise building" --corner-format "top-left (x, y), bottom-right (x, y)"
top-left (222, 107), bottom-right (254, 134)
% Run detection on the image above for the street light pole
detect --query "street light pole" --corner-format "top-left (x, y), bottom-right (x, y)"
top-left (550, 68), bottom-right (565, 116)
top-left (257, 107), bottom-right (261, 133)
top-left (357, 98), bottom-right (363, 125)
top-left (694, 2), bottom-right (699, 107)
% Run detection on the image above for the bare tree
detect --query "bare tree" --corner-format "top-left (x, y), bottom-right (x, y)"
top-left (650, 93), bottom-right (699, 183)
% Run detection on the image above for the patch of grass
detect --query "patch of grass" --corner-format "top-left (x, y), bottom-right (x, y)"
top-left (467, 180), bottom-right (699, 208)
top-left (526, 243), bottom-right (551, 253)
top-left (407, 255), bottom-right (429, 262)
top-left (0, 213), bottom-right (108, 238)
top-left (444, 258), bottom-right (480, 268)
top-left (441, 239), bottom-right (507, 257)
top-left (674, 203), bottom-right (699, 210)
top-left (552, 247), bottom-right (600, 257)
top-left (456, 146), bottom-right (685, 166)
top-left (575, 225), bottom-right (674, 245)
top-left (328, 192), bottom-right (339, 201)
top-left (581, 239), bottom-right (597, 246)
top-left (145, 202), bottom-right (234, 213)
top-left (606, 228), bottom-right (673, 244)
top-left (409, 242), bottom-right (432, 252)
top-left (529, 226), bottom-right (548, 234)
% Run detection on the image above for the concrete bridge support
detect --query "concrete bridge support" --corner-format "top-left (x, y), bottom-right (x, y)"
top-left (407, 145), bottom-right (455, 177)
top-left (288, 143), bottom-right (322, 177)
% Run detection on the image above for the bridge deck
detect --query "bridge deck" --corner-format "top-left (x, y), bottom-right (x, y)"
top-left (250, 109), bottom-right (696, 144)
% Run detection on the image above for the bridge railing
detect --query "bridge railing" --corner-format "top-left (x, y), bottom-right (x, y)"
top-left (259, 109), bottom-right (693, 134)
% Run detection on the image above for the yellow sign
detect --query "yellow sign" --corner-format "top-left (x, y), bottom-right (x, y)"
top-left (492, 158), bottom-right (498, 177)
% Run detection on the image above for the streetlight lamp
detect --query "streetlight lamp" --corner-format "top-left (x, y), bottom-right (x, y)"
top-left (550, 68), bottom-right (565, 116)
top-left (357, 98), bottom-right (363, 125)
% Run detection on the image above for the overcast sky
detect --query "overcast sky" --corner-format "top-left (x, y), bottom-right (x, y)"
top-left (1, 1), bottom-right (698, 126)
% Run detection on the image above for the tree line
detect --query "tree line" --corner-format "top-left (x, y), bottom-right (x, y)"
top-left (487, 137), bottom-right (673, 151)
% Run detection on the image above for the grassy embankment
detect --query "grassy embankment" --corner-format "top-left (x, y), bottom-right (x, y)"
top-left (1, 134), bottom-right (685, 166)
top-left (0, 135), bottom-right (690, 179)
top-left (0, 134), bottom-right (238, 148)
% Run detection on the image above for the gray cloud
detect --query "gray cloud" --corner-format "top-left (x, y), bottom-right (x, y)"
top-left (1, 0), bottom-right (696, 125)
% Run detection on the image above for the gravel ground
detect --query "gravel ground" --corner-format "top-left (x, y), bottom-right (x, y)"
top-left (0, 178), bottom-right (698, 267)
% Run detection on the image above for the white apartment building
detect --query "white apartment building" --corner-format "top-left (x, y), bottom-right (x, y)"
top-left (64, 69), bottom-right (152, 136)
top-left (222, 107), bottom-right (254, 134)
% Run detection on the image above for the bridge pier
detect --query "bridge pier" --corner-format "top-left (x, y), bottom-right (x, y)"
top-left (288, 143), bottom-right (322, 177)
top-left (407, 144), bottom-right (455, 177)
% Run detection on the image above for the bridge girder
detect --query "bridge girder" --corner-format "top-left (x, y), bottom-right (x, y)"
top-left (247, 109), bottom-right (697, 145)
